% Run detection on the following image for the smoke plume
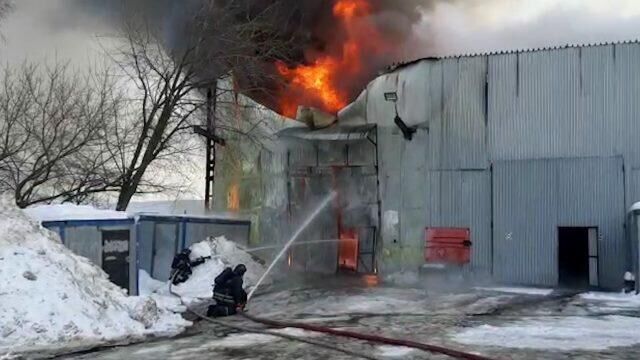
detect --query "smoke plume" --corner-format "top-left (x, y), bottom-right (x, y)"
top-left (4, 0), bottom-right (640, 114)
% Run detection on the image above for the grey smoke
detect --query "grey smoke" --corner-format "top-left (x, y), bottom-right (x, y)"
top-left (4, 0), bottom-right (640, 109)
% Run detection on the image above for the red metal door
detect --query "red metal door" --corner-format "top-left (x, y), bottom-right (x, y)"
top-left (338, 229), bottom-right (359, 271)
top-left (425, 228), bottom-right (471, 265)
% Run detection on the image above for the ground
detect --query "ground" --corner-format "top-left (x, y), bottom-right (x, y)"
top-left (57, 276), bottom-right (640, 360)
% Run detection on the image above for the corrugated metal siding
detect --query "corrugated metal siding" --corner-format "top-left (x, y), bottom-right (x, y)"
top-left (185, 222), bottom-right (251, 248)
top-left (349, 42), bottom-right (640, 282)
top-left (493, 159), bottom-right (558, 286)
top-left (150, 222), bottom-right (179, 281)
top-left (493, 157), bottom-right (626, 289)
top-left (425, 170), bottom-right (492, 276)
top-left (557, 157), bottom-right (626, 288)
top-left (488, 44), bottom-right (640, 172)
top-left (64, 227), bottom-right (104, 267)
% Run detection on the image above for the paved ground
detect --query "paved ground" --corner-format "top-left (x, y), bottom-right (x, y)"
top-left (59, 277), bottom-right (640, 360)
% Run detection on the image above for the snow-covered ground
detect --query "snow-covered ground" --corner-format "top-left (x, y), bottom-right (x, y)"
top-left (0, 197), bottom-right (190, 356)
top-left (455, 291), bottom-right (640, 351)
top-left (475, 286), bottom-right (554, 296)
top-left (454, 315), bottom-right (640, 351)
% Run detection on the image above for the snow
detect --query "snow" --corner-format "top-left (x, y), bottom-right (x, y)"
top-left (580, 291), bottom-right (640, 309)
top-left (454, 315), bottom-right (640, 350)
top-left (384, 271), bottom-right (420, 287)
top-left (189, 241), bottom-right (212, 260)
top-left (0, 196), bottom-right (190, 355)
top-left (271, 288), bottom-right (431, 317)
top-left (377, 345), bottom-right (415, 358)
top-left (24, 204), bottom-right (128, 222)
top-left (142, 237), bottom-right (269, 306)
top-left (475, 286), bottom-right (554, 296)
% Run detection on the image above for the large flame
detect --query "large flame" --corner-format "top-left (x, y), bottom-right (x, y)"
top-left (276, 0), bottom-right (390, 118)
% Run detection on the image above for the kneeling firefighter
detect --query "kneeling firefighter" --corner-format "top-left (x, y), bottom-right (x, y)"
top-left (207, 264), bottom-right (248, 317)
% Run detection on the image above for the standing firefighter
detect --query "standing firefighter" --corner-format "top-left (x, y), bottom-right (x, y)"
top-left (207, 264), bottom-right (248, 317)
top-left (170, 248), bottom-right (210, 285)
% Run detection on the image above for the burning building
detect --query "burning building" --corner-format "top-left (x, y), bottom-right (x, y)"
top-left (221, 39), bottom-right (640, 292)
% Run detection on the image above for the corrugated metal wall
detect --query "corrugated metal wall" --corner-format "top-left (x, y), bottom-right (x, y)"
top-left (493, 157), bottom-right (625, 288)
top-left (359, 42), bottom-right (640, 288)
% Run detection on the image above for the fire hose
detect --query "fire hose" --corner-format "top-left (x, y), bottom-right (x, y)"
top-left (238, 311), bottom-right (495, 360)
top-left (169, 273), bottom-right (379, 359)
top-left (169, 268), bottom-right (496, 360)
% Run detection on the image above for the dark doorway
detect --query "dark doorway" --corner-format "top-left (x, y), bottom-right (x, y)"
top-left (102, 230), bottom-right (130, 292)
top-left (558, 227), bottom-right (591, 288)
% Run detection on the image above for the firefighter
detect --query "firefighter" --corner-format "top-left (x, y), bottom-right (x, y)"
top-left (170, 248), bottom-right (210, 285)
top-left (207, 264), bottom-right (248, 317)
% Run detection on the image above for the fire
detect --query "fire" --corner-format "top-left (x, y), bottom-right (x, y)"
top-left (276, 0), bottom-right (390, 118)
top-left (227, 183), bottom-right (240, 212)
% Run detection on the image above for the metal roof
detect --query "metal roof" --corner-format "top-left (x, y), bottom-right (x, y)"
top-left (384, 39), bottom-right (640, 73)
top-left (277, 124), bottom-right (375, 141)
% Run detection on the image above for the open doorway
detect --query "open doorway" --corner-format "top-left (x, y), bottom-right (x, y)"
top-left (558, 227), bottom-right (598, 288)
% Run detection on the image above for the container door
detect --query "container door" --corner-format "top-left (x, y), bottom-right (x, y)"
top-left (102, 230), bottom-right (130, 292)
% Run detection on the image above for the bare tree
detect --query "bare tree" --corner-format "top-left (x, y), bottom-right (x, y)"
top-left (0, 61), bottom-right (121, 208)
top-left (105, 0), bottom-right (296, 211)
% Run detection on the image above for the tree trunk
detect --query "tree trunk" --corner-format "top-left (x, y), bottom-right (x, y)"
top-left (116, 183), bottom-right (137, 211)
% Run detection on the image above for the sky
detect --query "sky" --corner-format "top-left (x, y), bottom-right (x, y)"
top-left (0, 0), bottom-right (114, 66)
top-left (418, 0), bottom-right (640, 56)
top-left (3, 0), bottom-right (640, 64)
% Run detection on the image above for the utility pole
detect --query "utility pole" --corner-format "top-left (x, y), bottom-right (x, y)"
top-left (204, 86), bottom-right (217, 210)
top-left (194, 82), bottom-right (225, 211)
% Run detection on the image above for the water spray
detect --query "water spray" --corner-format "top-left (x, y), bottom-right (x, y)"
top-left (247, 191), bottom-right (337, 301)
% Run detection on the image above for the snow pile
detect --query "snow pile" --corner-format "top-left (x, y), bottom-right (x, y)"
top-left (0, 197), bottom-right (190, 355)
top-left (147, 237), bottom-right (269, 306)
top-left (453, 315), bottom-right (640, 350)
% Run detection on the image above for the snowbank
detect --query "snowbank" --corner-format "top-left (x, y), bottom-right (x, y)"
top-left (0, 197), bottom-right (190, 356)
top-left (143, 237), bottom-right (269, 306)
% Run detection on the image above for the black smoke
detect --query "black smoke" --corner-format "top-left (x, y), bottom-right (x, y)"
top-left (73, 0), bottom-right (440, 112)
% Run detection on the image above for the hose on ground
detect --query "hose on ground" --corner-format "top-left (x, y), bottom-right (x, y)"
top-left (169, 272), bottom-right (379, 359)
top-left (239, 311), bottom-right (496, 360)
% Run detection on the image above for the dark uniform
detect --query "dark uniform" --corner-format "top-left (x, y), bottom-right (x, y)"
top-left (207, 264), bottom-right (247, 317)
top-left (170, 249), bottom-right (210, 285)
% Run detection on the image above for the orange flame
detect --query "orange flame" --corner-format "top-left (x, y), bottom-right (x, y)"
top-left (227, 183), bottom-right (240, 212)
top-left (276, 0), bottom-right (389, 118)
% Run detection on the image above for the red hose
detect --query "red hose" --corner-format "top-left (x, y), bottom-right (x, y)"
top-left (239, 311), bottom-right (496, 360)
